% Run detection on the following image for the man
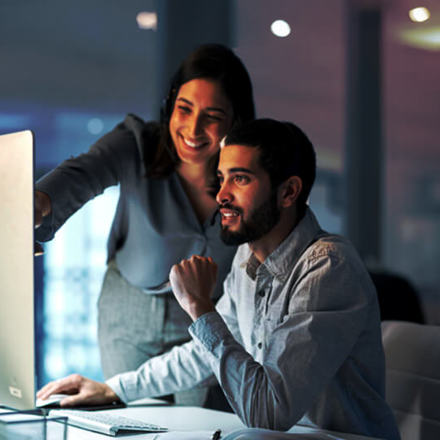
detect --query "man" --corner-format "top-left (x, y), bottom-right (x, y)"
top-left (38, 119), bottom-right (400, 439)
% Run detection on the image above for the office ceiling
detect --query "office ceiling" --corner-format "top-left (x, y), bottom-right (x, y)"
top-left (0, 0), bottom-right (156, 112)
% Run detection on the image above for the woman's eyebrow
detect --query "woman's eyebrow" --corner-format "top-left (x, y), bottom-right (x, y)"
top-left (176, 97), bottom-right (193, 106)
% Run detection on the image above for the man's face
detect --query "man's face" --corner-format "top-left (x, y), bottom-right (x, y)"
top-left (216, 144), bottom-right (281, 245)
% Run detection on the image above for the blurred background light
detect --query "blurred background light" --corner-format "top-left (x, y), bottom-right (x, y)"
top-left (271, 19), bottom-right (291, 37)
top-left (87, 118), bottom-right (104, 135)
top-left (0, 114), bottom-right (31, 130)
top-left (399, 27), bottom-right (440, 50)
top-left (136, 11), bottom-right (157, 30)
top-left (409, 7), bottom-right (431, 23)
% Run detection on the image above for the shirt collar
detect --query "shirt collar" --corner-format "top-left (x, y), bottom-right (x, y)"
top-left (243, 207), bottom-right (324, 281)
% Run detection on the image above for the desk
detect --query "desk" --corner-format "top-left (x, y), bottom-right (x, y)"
top-left (64, 401), bottom-right (244, 439)
top-left (60, 399), bottom-right (384, 440)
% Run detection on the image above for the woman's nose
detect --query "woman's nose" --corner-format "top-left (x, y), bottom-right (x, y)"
top-left (187, 113), bottom-right (204, 138)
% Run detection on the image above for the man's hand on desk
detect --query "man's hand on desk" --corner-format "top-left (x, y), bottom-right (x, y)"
top-left (169, 255), bottom-right (217, 322)
top-left (37, 374), bottom-right (120, 407)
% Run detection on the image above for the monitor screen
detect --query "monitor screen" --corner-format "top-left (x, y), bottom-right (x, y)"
top-left (0, 130), bottom-right (35, 410)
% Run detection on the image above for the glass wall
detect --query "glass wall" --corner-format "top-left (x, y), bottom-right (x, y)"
top-left (383, 5), bottom-right (440, 323)
top-left (235, 0), bottom-right (440, 323)
top-left (41, 184), bottom-right (119, 384)
top-left (2, 0), bottom-right (439, 387)
top-left (0, 0), bottom-right (156, 386)
top-left (235, 0), bottom-right (346, 233)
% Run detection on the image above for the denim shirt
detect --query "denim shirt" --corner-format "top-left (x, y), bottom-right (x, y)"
top-left (107, 208), bottom-right (400, 440)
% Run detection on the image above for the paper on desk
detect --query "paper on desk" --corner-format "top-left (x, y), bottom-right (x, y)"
top-left (149, 431), bottom-right (215, 440)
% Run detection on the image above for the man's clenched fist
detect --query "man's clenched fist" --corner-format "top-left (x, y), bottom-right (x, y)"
top-left (169, 255), bottom-right (217, 321)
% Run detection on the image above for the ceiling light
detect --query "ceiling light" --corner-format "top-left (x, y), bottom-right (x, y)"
top-left (271, 20), bottom-right (291, 38)
top-left (409, 7), bottom-right (431, 23)
top-left (136, 11), bottom-right (157, 30)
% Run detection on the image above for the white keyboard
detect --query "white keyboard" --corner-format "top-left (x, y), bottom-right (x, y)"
top-left (49, 409), bottom-right (168, 436)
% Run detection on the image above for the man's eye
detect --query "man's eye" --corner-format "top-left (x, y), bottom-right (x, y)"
top-left (217, 175), bottom-right (224, 184)
top-left (234, 175), bottom-right (249, 185)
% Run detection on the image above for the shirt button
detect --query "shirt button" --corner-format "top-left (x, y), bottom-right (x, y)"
top-left (257, 290), bottom-right (265, 297)
top-left (257, 342), bottom-right (263, 349)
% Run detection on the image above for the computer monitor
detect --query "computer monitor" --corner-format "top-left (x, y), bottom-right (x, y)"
top-left (0, 130), bottom-right (36, 410)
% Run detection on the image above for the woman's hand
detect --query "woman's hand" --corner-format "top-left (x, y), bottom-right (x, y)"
top-left (169, 255), bottom-right (217, 321)
top-left (37, 374), bottom-right (120, 407)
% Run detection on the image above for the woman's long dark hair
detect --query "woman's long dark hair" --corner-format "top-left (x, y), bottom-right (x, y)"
top-left (147, 44), bottom-right (255, 179)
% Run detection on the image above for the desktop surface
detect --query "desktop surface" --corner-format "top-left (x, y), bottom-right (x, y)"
top-left (55, 400), bottom-right (245, 439)
top-left (48, 399), bottom-right (384, 440)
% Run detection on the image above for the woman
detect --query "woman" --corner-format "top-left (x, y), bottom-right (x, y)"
top-left (35, 44), bottom-right (255, 405)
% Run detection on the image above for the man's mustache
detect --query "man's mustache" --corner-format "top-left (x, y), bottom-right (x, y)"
top-left (218, 203), bottom-right (243, 214)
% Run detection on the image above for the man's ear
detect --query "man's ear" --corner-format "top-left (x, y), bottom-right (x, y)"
top-left (279, 176), bottom-right (302, 208)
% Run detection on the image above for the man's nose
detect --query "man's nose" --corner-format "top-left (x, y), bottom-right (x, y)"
top-left (216, 182), bottom-right (232, 205)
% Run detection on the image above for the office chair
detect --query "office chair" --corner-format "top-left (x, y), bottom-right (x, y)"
top-left (370, 270), bottom-right (425, 323)
top-left (382, 321), bottom-right (440, 440)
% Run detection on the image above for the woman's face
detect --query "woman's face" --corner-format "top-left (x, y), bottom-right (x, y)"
top-left (169, 78), bottom-right (233, 166)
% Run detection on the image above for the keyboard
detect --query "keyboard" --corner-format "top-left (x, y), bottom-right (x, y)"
top-left (49, 409), bottom-right (168, 436)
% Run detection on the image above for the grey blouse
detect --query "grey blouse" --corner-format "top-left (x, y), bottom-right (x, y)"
top-left (35, 114), bottom-right (237, 298)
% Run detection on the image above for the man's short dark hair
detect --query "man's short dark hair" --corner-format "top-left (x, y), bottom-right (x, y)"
top-left (224, 118), bottom-right (316, 208)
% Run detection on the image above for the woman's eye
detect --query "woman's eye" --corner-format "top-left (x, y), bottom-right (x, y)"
top-left (178, 105), bottom-right (191, 114)
top-left (207, 114), bottom-right (223, 122)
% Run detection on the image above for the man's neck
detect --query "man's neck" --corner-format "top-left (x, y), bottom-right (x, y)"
top-left (249, 206), bottom-right (304, 263)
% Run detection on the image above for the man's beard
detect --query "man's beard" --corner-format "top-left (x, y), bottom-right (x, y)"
top-left (220, 191), bottom-right (280, 246)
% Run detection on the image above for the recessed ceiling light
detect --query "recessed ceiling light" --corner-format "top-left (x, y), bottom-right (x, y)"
top-left (409, 7), bottom-right (431, 23)
top-left (271, 20), bottom-right (291, 38)
top-left (136, 11), bottom-right (157, 30)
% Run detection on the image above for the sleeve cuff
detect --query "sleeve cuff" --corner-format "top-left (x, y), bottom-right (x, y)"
top-left (105, 373), bottom-right (134, 403)
top-left (189, 311), bottom-right (232, 352)
top-left (36, 170), bottom-right (62, 205)
top-left (35, 173), bottom-right (62, 240)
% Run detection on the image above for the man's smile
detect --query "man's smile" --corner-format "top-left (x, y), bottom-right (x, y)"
top-left (219, 205), bottom-right (242, 226)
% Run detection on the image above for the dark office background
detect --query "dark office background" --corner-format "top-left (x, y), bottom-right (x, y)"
top-left (1, 0), bottom-right (439, 387)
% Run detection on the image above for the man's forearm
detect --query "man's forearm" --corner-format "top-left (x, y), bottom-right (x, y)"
top-left (106, 339), bottom-right (214, 403)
